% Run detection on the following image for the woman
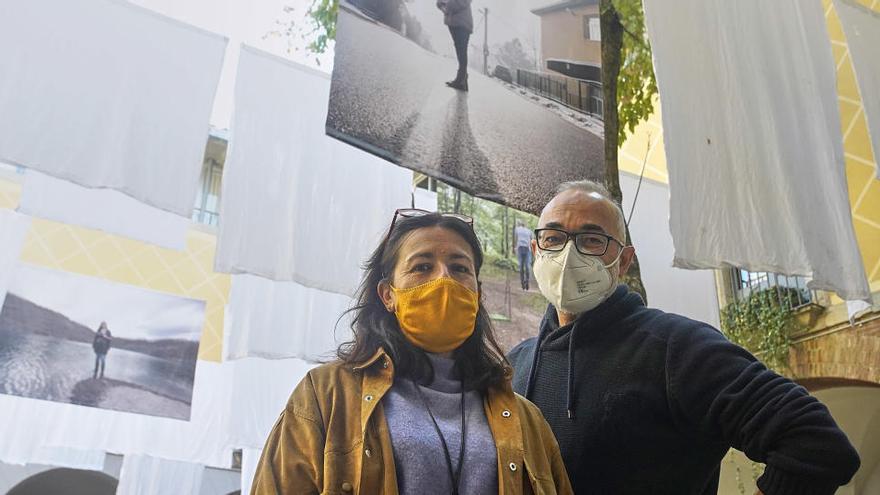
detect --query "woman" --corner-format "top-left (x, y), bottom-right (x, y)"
top-left (251, 209), bottom-right (571, 494)
top-left (92, 321), bottom-right (112, 379)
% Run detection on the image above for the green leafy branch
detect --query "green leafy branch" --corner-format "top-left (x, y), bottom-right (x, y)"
top-left (720, 288), bottom-right (803, 373)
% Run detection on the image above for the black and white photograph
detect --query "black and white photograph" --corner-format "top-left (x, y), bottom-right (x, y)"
top-left (327, 0), bottom-right (605, 214)
top-left (0, 264), bottom-right (205, 420)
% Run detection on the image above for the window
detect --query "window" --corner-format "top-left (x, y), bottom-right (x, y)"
top-left (192, 135), bottom-right (226, 226)
top-left (584, 16), bottom-right (601, 41)
top-left (730, 268), bottom-right (815, 310)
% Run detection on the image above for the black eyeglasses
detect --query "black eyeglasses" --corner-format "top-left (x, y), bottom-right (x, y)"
top-left (534, 228), bottom-right (624, 257)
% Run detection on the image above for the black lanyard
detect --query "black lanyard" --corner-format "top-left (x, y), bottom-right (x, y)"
top-left (413, 380), bottom-right (467, 495)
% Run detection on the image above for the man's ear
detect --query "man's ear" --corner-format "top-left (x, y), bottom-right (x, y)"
top-left (618, 245), bottom-right (636, 277)
top-left (377, 279), bottom-right (396, 312)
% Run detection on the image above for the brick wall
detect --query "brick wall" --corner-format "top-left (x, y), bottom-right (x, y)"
top-left (790, 316), bottom-right (880, 386)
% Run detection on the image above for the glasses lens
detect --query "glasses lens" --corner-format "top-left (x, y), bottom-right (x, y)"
top-left (398, 208), bottom-right (429, 219)
top-left (575, 233), bottom-right (608, 255)
top-left (537, 229), bottom-right (567, 250)
top-left (444, 213), bottom-right (473, 225)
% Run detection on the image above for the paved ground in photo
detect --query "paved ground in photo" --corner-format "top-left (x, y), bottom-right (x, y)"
top-left (328, 8), bottom-right (605, 215)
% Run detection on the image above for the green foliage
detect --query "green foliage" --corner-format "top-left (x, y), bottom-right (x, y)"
top-left (612, 0), bottom-right (658, 145)
top-left (720, 288), bottom-right (803, 373)
top-left (306, 0), bottom-right (338, 54)
top-left (435, 182), bottom-right (538, 261)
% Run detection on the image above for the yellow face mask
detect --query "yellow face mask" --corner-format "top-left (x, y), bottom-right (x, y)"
top-left (391, 276), bottom-right (480, 354)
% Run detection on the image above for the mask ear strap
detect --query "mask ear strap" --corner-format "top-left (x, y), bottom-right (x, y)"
top-left (603, 246), bottom-right (626, 269)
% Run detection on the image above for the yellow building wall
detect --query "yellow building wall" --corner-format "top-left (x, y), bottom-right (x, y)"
top-left (0, 178), bottom-right (229, 362)
top-left (538, 5), bottom-right (601, 66)
top-left (618, 0), bottom-right (880, 293)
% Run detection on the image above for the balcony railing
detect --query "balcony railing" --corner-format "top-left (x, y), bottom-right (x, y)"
top-left (730, 269), bottom-right (817, 311)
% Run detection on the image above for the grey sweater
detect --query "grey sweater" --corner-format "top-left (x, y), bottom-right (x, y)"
top-left (383, 354), bottom-right (498, 494)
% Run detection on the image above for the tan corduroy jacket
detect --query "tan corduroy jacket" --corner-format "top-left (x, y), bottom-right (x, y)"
top-left (251, 348), bottom-right (572, 494)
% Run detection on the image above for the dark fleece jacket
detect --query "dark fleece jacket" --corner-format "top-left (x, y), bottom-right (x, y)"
top-left (508, 285), bottom-right (859, 495)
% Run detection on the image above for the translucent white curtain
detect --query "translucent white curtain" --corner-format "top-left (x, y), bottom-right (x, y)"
top-left (643, 0), bottom-right (871, 303)
top-left (0, 0), bottom-right (227, 216)
top-left (224, 274), bottom-right (353, 361)
top-left (0, 361), bottom-right (234, 468)
top-left (214, 46), bottom-right (412, 297)
top-left (18, 171), bottom-right (190, 251)
top-left (116, 454), bottom-right (204, 495)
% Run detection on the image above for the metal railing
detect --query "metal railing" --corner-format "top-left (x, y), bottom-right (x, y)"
top-left (730, 269), bottom-right (817, 311)
top-left (515, 69), bottom-right (603, 119)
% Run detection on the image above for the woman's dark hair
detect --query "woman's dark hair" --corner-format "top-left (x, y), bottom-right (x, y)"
top-left (337, 212), bottom-right (508, 392)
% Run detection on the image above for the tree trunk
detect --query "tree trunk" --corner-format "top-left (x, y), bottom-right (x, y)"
top-left (601, 1), bottom-right (648, 303)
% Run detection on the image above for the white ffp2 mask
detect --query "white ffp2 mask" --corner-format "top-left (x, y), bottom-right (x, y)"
top-left (532, 242), bottom-right (619, 315)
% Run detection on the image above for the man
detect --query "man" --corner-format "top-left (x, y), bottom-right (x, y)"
top-left (92, 321), bottom-right (112, 379)
top-left (507, 180), bottom-right (859, 495)
top-left (436, 0), bottom-right (473, 92)
top-left (513, 219), bottom-right (534, 290)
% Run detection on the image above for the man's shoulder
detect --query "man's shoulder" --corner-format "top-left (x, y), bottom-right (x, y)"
top-left (508, 337), bottom-right (537, 360)
top-left (625, 305), bottom-right (723, 345)
top-left (507, 337), bottom-right (538, 372)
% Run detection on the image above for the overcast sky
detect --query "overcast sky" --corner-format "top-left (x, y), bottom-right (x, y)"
top-left (408, 0), bottom-right (545, 59)
top-left (7, 264), bottom-right (205, 342)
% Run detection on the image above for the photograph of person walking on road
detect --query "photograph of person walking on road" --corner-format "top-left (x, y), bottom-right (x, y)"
top-left (327, 0), bottom-right (605, 215)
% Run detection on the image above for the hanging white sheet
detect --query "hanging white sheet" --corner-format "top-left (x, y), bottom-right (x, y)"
top-left (226, 357), bottom-right (315, 449)
top-left (0, 360), bottom-right (234, 469)
top-left (240, 448), bottom-right (262, 495)
top-left (835, 0), bottom-right (880, 179)
top-left (620, 174), bottom-right (721, 328)
top-left (116, 454), bottom-right (204, 495)
top-left (224, 274), bottom-right (353, 361)
top-left (29, 446), bottom-right (106, 471)
top-left (414, 188), bottom-right (439, 211)
top-left (214, 46), bottom-right (412, 296)
top-left (0, 0), bottom-right (227, 216)
top-left (0, 210), bottom-right (31, 311)
top-left (643, 0), bottom-right (871, 303)
top-left (18, 171), bottom-right (190, 251)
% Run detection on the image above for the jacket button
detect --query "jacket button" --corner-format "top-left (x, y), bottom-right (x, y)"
top-left (502, 410), bottom-right (511, 418)
top-left (509, 462), bottom-right (517, 472)
top-left (364, 395), bottom-right (373, 402)
top-left (365, 448), bottom-right (372, 458)
top-left (341, 481), bottom-right (353, 492)
top-left (382, 360), bottom-right (388, 368)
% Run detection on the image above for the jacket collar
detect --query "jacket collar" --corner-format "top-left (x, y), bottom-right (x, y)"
top-left (352, 347), bottom-right (389, 371)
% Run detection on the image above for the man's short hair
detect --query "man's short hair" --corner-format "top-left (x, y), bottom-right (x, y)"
top-left (555, 180), bottom-right (627, 242)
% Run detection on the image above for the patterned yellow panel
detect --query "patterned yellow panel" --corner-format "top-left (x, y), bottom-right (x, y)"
top-left (0, 178), bottom-right (19, 209)
top-left (0, 178), bottom-right (229, 362)
top-left (826, 0), bottom-right (880, 287)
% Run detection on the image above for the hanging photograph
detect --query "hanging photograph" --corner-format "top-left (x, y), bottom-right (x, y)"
top-left (327, 0), bottom-right (605, 214)
top-left (0, 264), bottom-right (204, 420)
